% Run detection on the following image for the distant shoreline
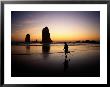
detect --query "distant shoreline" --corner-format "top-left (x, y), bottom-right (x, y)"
top-left (11, 42), bottom-right (100, 46)
top-left (11, 40), bottom-right (100, 45)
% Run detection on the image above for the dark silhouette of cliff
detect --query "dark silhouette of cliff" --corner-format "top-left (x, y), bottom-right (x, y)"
top-left (25, 34), bottom-right (30, 43)
top-left (42, 27), bottom-right (52, 43)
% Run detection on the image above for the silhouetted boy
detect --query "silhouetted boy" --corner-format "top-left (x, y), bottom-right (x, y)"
top-left (64, 42), bottom-right (68, 55)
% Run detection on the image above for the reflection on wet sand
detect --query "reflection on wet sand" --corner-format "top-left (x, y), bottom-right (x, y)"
top-left (64, 55), bottom-right (70, 72)
top-left (42, 44), bottom-right (50, 59)
top-left (26, 45), bottom-right (30, 54)
top-left (11, 44), bottom-right (100, 77)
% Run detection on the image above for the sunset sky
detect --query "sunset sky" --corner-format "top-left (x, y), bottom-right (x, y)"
top-left (11, 11), bottom-right (100, 42)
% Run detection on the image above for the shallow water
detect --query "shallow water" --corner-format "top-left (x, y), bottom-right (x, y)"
top-left (11, 43), bottom-right (100, 77)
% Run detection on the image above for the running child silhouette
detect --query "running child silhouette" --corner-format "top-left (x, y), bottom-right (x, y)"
top-left (64, 42), bottom-right (70, 55)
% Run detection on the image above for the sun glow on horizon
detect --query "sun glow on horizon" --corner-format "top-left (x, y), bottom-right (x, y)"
top-left (11, 27), bottom-right (100, 42)
top-left (11, 11), bottom-right (100, 42)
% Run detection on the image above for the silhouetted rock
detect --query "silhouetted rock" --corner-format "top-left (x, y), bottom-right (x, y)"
top-left (25, 34), bottom-right (30, 43)
top-left (42, 27), bottom-right (52, 43)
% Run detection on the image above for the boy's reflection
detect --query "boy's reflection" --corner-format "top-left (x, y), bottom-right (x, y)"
top-left (64, 55), bottom-right (70, 72)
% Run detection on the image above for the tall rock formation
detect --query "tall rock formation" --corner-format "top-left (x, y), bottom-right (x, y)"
top-left (42, 27), bottom-right (52, 43)
top-left (25, 34), bottom-right (30, 43)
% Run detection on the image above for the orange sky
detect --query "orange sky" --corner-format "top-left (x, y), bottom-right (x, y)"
top-left (11, 11), bottom-right (100, 42)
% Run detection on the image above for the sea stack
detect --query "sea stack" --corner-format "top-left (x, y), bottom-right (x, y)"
top-left (42, 26), bottom-right (52, 43)
top-left (25, 34), bottom-right (30, 44)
